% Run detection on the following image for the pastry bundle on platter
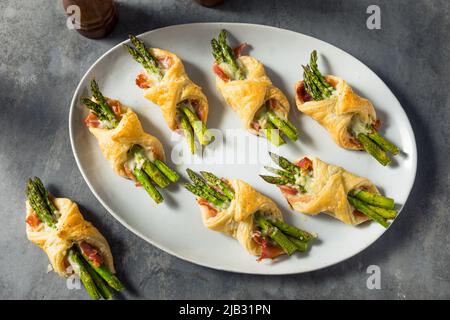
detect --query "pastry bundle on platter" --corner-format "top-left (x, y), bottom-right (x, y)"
top-left (295, 50), bottom-right (400, 166)
top-left (260, 153), bottom-right (398, 227)
top-left (25, 177), bottom-right (124, 300)
top-left (184, 169), bottom-right (317, 260)
top-left (125, 35), bottom-right (214, 154)
top-left (211, 30), bottom-right (298, 146)
top-left (82, 79), bottom-right (180, 204)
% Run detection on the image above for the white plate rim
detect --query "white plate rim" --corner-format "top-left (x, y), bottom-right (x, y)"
top-left (69, 22), bottom-right (418, 275)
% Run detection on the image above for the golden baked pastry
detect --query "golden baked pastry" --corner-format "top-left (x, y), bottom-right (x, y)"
top-left (26, 197), bottom-right (115, 276)
top-left (87, 105), bottom-right (165, 178)
top-left (185, 170), bottom-right (317, 260)
top-left (25, 177), bottom-right (123, 299)
top-left (126, 35), bottom-right (213, 153)
top-left (261, 153), bottom-right (398, 227)
top-left (296, 75), bottom-right (376, 150)
top-left (82, 79), bottom-right (179, 204)
top-left (211, 30), bottom-right (298, 146)
top-left (199, 179), bottom-right (283, 256)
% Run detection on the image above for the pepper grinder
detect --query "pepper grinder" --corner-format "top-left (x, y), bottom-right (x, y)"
top-left (63, 0), bottom-right (118, 39)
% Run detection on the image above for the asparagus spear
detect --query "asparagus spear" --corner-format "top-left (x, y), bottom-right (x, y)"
top-left (302, 68), bottom-right (322, 101)
top-left (78, 248), bottom-right (124, 292)
top-left (154, 159), bottom-right (180, 183)
top-left (179, 103), bottom-right (214, 146)
top-left (218, 30), bottom-right (245, 80)
top-left (264, 166), bottom-right (295, 180)
top-left (259, 175), bottom-right (292, 186)
top-left (302, 50), bottom-right (335, 100)
top-left (309, 50), bottom-right (334, 93)
top-left (255, 104), bottom-right (287, 146)
top-left (302, 65), bottom-right (331, 100)
top-left (211, 30), bottom-right (245, 80)
top-left (265, 218), bottom-right (316, 242)
top-left (129, 145), bottom-right (170, 188)
top-left (79, 254), bottom-right (113, 300)
top-left (200, 171), bottom-right (235, 200)
top-left (179, 112), bottom-right (196, 154)
top-left (284, 117), bottom-right (299, 135)
top-left (287, 236), bottom-right (308, 252)
top-left (186, 169), bottom-right (229, 203)
top-left (133, 167), bottom-right (163, 204)
top-left (357, 133), bottom-right (391, 166)
top-left (211, 37), bottom-right (225, 64)
top-left (68, 249), bottom-right (101, 300)
top-left (262, 122), bottom-right (286, 146)
top-left (269, 152), bottom-right (302, 175)
top-left (184, 183), bottom-right (226, 208)
top-left (142, 161), bottom-right (170, 189)
top-left (81, 98), bottom-right (103, 117)
top-left (26, 179), bottom-right (57, 229)
top-left (126, 35), bottom-right (163, 78)
top-left (129, 144), bottom-right (179, 185)
top-left (87, 264), bottom-right (124, 292)
top-left (367, 130), bottom-right (400, 155)
top-left (348, 189), bottom-right (395, 210)
top-left (254, 213), bottom-right (297, 256)
top-left (367, 205), bottom-right (397, 219)
top-left (90, 79), bottom-right (119, 128)
top-left (125, 45), bottom-right (152, 72)
top-left (347, 196), bottom-right (389, 228)
top-left (267, 111), bottom-right (298, 141)
top-left (82, 99), bottom-right (118, 130)
top-left (32, 177), bottom-right (59, 219)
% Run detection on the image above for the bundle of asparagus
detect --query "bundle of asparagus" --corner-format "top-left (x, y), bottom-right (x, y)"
top-left (125, 35), bottom-right (214, 154)
top-left (347, 190), bottom-right (397, 228)
top-left (82, 79), bottom-right (179, 204)
top-left (184, 169), bottom-right (316, 259)
top-left (26, 177), bottom-right (124, 300)
top-left (260, 152), bottom-right (311, 194)
top-left (184, 169), bottom-right (233, 209)
top-left (211, 30), bottom-right (299, 146)
top-left (301, 51), bottom-right (399, 166)
top-left (81, 79), bottom-right (120, 129)
top-left (254, 212), bottom-right (316, 256)
top-left (261, 153), bottom-right (398, 227)
top-left (127, 145), bottom-right (179, 204)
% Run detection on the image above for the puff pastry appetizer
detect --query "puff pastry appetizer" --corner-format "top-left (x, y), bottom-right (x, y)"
top-left (211, 30), bottom-right (298, 146)
top-left (295, 51), bottom-right (400, 166)
top-left (184, 169), bottom-right (316, 260)
top-left (125, 35), bottom-right (214, 154)
top-left (260, 153), bottom-right (398, 227)
top-left (25, 177), bottom-right (124, 300)
top-left (82, 79), bottom-right (179, 204)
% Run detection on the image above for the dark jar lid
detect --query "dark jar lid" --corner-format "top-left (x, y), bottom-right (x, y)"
top-left (63, 0), bottom-right (118, 39)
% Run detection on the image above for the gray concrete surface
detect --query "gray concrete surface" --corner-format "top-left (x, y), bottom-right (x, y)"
top-left (0, 0), bottom-right (449, 299)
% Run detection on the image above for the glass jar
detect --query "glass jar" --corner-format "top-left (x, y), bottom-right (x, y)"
top-left (63, 0), bottom-right (118, 39)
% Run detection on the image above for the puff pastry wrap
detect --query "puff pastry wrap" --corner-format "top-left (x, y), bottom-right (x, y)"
top-left (88, 104), bottom-right (165, 178)
top-left (142, 48), bottom-right (209, 131)
top-left (295, 75), bottom-right (376, 150)
top-left (198, 179), bottom-right (283, 256)
top-left (25, 198), bottom-right (115, 277)
top-left (284, 157), bottom-right (379, 225)
top-left (215, 55), bottom-right (290, 134)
